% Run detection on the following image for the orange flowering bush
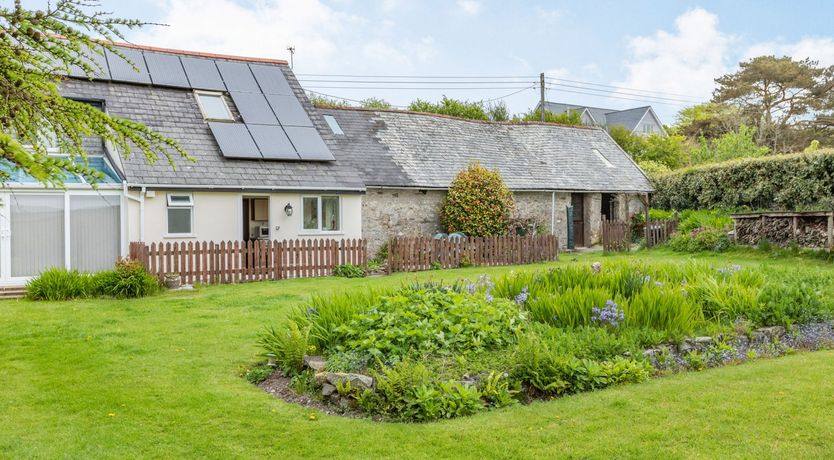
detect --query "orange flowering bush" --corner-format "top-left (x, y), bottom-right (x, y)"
top-left (440, 162), bottom-right (514, 236)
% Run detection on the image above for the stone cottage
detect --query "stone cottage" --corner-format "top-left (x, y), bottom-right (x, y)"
top-left (319, 107), bottom-right (653, 255)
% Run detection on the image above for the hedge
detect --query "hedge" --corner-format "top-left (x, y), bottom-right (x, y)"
top-left (652, 149), bottom-right (834, 210)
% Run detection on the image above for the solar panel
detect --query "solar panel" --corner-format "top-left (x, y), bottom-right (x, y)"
top-left (144, 52), bottom-right (190, 88)
top-left (249, 64), bottom-right (293, 95)
top-left (230, 92), bottom-right (279, 125)
top-left (248, 124), bottom-right (300, 160)
top-left (216, 61), bottom-right (260, 92)
top-left (105, 47), bottom-right (151, 84)
top-left (181, 56), bottom-right (226, 91)
top-left (284, 126), bottom-right (334, 161)
top-left (68, 44), bottom-right (111, 79)
top-left (208, 122), bottom-right (261, 159)
top-left (264, 94), bottom-right (313, 127)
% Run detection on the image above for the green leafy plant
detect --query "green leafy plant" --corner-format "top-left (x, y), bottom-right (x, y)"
top-left (333, 264), bottom-right (366, 278)
top-left (408, 97), bottom-right (488, 120)
top-left (338, 287), bottom-right (525, 362)
top-left (25, 268), bottom-right (96, 300)
top-left (258, 322), bottom-right (311, 376)
top-left (94, 258), bottom-right (159, 299)
top-left (440, 162), bottom-right (514, 236)
top-left (244, 364), bottom-right (274, 384)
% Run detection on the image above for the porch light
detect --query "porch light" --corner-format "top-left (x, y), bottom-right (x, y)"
top-left (284, 203), bottom-right (293, 216)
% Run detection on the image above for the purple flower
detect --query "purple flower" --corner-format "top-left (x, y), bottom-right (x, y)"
top-left (485, 293), bottom-right (494, 303)
top-left (591, 300), bottom-right (625, 328)
top-left (591, 262), bottom-right (601, 274)
top-left (515, 286), bottom-right (529, 304)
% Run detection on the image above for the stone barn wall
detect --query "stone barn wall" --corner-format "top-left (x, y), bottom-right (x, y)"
top-left (362, 188), bottom-right (575, 257)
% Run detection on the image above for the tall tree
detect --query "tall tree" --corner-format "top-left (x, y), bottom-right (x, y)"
top-left (0, 0), bottom-right (188, 186)
top-left (712, 56), bottom-right (834, 152)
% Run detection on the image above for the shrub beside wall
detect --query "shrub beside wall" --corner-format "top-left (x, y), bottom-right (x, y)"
top-left (652, 150), bottom-right (834, 210)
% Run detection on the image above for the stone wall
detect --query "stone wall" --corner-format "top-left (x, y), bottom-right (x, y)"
top-left (362, 188), bottom-right (446, 256)
top-left (363, 188), bottom-right (575, 257)
top-left (583, 193), bottom-right (602, 245)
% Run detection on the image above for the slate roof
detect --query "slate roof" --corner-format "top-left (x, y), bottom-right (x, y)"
top-left (540, 102), bottom-right (658, 132)
top-left (59, 45), bottom-right (365, 191)
top-left (321, 108), bottom-right (653, 193)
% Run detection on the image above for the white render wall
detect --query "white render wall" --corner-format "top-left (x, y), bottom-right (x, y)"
top-left (127, 191), bottom-right (362, 244)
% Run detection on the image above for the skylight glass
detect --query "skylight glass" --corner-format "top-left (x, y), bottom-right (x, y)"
top-left (323, 115), bottom-right (344, 135)
top-left (592, 148), bottom-right (615, 168)
top-left (195, 92), bottom-right (234, 121)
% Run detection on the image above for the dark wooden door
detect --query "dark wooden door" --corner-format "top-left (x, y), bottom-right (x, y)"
top-left (572, 194), bottom-right (585, 247)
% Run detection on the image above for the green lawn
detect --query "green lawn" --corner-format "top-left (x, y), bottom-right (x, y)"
top-left (2, 249), bottom-right (834, 459)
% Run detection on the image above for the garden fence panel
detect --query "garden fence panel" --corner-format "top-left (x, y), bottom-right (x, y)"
top-left (386, 234), bottom-right (558, 273)
top-left (129, 238), bottom-right (367, 285)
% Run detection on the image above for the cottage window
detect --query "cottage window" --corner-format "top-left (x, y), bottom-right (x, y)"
top-left (302, 196), bottom-right (340, 232)
top-left (167, 193), bottom-right (193, 235)
top-left (195, 91), bottom-right (234, 121)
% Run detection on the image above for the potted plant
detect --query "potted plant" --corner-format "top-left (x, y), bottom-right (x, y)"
top-left (164, 273), bottom-right (181, 290)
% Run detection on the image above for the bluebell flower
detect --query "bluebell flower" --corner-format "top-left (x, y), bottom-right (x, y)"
top-left (485, 293), bottom-right (494, 303)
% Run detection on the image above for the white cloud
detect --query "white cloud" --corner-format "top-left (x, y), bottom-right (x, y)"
top-left (129, 0), bottom-right (434, 73)
top-left (613, 8), bottom-right (733, 103)
top-left (743, 37), bottom-right (834, 66)
top-left (457, 0), bottom-right (481, 16)
top-left (534, 7), bottom-right (563, 24)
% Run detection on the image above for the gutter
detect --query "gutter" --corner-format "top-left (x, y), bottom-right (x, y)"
top-left (126, 183), bottom-right (366, 193)
top-left (123, 181), bottom-right (146, 242)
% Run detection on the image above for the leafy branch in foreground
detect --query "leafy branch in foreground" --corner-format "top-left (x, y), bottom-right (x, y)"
top-left (0, 0), bottom-right (191, 186)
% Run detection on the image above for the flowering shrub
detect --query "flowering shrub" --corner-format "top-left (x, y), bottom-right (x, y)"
top-left (591, 300), bottom-right (625, 328)
top-left (440, 162), bottom-right (514, 236)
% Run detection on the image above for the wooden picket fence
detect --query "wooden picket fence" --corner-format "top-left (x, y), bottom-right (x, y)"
top-left (601, 217), bottom-right (630, 252)
top-left (387, 234), bottom-right (559, 273)
top-left (128, 238), bottom-right (366, 285)
top-left (646, 215), bottom-right (679, 247)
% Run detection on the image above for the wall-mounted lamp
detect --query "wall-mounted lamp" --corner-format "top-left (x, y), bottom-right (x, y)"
top-left (284, 203), bottom-right (293, 216)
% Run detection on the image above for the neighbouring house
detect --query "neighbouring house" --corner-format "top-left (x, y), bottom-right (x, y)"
top-left (1, 43), bottom-right (364, 285)
top-left (319, 107), bottom-right (653, 255)
top-left (535, 101), bottom-right (666, 136)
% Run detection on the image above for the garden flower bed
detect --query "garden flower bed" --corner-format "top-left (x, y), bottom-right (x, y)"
top-left (252, 261), bottom-right (834, 422)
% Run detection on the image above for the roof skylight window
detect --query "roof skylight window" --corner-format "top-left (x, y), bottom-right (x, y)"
top-left (323, 115), bottom-right (344, 135)
top-left (195, 91), bottom-right (234, 121)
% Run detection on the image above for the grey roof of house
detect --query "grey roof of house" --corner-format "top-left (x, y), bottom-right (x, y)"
top-left (59, 46), bottom-right (365, 191)
top-left (541, 102), bottom-right (655, 131)
top-left (320, 108), bottom-right (653, 193)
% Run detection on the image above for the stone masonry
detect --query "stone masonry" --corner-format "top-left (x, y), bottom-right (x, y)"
top-left (363, 188), bottom-right (581, 257)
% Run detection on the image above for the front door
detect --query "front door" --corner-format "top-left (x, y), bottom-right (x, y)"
top-left (571, 194), bottom-right (585, 247)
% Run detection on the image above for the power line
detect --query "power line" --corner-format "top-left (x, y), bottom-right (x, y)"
top-left (545, 76), bottom-right (699, 99)
top-left (544, 84), bottom-right (691, 108)
top-left (304, 85), bottom-right (535, 90)
top-left (545, 81), bottom-right (700, 104)
top-left (297, 73), bottom-right (538, 79)
top-left (478, 85), bottom-right (537, 103)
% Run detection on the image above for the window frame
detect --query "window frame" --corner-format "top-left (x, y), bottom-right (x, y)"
top-left (166, 193), bottom-right (194, 237)
top-left (194, 90), bottom-right (234, 122)
top-left (300, 195), bottom-right (342, 234)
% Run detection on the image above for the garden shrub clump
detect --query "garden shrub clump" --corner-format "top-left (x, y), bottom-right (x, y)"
top-left (26, 259), bottom-right (159, 301)
top-left (258, 260), bottom-right (834, 422)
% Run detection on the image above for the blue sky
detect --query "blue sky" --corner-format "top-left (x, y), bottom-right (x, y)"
top-left (101, 0), bottom-right (834, 122)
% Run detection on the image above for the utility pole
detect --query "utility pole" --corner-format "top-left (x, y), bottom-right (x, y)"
top-left (286, 46), bottom-right (295, 69)
top-left (539, 72), bottom-right (546, 122)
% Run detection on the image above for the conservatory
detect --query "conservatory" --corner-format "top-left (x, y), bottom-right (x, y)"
top-left (0, 156), bottom-right (125, 284)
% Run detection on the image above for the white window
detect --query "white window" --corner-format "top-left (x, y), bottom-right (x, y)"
top-left (302, 196), bottom-right (340, 232)
top-left (643, 124), bottom-right (653, 134)
top-left (323, 115), bottom-right (344, 135)
top-left (167, 193), bottom-right (193, 235)
top-left (195, 91), bottom-right (233, 121)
